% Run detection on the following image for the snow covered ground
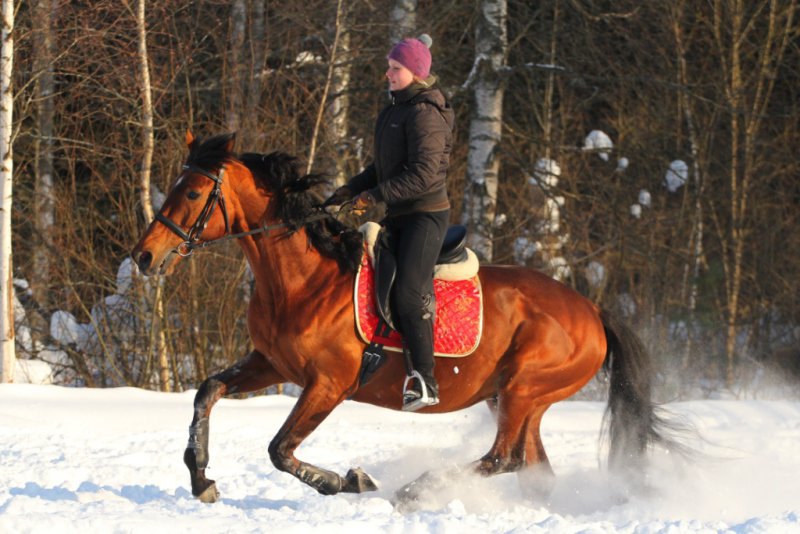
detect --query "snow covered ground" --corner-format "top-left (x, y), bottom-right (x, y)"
top-left (1, 384), bottom-right (798, 533)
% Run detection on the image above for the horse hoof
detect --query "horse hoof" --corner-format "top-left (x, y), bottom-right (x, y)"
top-left (392, 467), bottom-right (462, 511)
top-left (196, 482), bottom-right (220, 503)
top-left (341, 467), bottom-right (378, 493)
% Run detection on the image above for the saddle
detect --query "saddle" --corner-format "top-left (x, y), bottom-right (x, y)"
top-left (372, 224), bottom-right (469, 330)
top-left (355, 222), bottom-right (482, 387)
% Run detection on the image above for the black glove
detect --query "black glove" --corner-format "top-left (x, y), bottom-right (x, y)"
top-left (322, 186), bottom-right (353, 207)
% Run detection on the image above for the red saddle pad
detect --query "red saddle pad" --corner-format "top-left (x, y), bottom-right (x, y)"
top-left (354, 246), bottom-right (483, 357)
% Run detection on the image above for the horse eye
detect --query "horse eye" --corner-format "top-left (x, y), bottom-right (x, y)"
top-left (186, 191), bottom-right (201, 200)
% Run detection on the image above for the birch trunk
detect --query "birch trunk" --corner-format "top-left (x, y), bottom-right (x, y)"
top-left (538, 0), bottom-right (567, 278)
top-left (460, 0), bottom-right (507, 262)
top-left (390, 0), bottom-right (417, 43)
top-left (33, 0), bottom-right (56, 312)
top-left (672, 1), bottom-right (705, 371)
top-left (245, 0), bottom-right (267, 147)
top-left (328, 26), bottom-right (351, 186)
top-left (226, 0), bottom-right (246, 132)
top-left (135, 0), bottom-right (170, 392)
top-left (307, 0), bottom-right (344, 174)
top-left (0, 0), bottom-right (14, 382)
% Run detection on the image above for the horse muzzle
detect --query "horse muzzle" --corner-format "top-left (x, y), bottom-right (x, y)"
top-left (131, 247), bottom-right (179, 276)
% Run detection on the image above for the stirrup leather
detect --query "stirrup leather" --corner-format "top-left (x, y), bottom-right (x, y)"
top-left (402, 370), bottom-right (439, 412)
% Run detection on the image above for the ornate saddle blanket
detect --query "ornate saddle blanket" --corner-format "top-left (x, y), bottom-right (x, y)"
top-left (354, 223), bottom-right (483, 358)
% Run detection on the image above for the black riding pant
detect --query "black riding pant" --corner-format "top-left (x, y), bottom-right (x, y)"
top-left (385, 210), bottom-right (449, 382)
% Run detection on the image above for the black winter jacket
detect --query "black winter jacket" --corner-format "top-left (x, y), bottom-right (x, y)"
top-left (347, 79), bottom-right (455, 217)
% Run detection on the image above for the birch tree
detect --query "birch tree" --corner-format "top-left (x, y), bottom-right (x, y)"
top-left (0, 0), bottom-right (14, 382)
top-left (226, 0), bottom-right (246, 132)
top-left (134, 0), bottom-right (170, 392)
top-left (461, 0), bottom-right (507, 261)
top-left (307, 0), bottom-right (345, 174)
top-left (533, 0), bottom-right (569, 279)
top-left (670, 1), bottom-right (707, 371)
top-left (32, 0), bottom-right (57, 313)
top-left (244, 0), bottom-right (267, 147)
top-left (328, 4), bottom-right (351, 185)
top-left (390, 0), bottom-right (417, 43)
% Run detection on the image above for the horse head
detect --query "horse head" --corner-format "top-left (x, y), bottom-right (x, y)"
top-left (131, 131), bottom-right (237, 276)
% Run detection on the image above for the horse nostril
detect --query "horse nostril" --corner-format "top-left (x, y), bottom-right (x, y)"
top-left (136, 251), bottom-right (153, 273)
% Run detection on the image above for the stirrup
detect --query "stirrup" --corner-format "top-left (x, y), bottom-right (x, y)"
top-left (402, 370), bottom-right (439, 412)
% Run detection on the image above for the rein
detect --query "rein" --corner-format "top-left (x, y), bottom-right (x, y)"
top-left (154, 163), bottom-right (345, 257)
top-left (186, 211), bottom-right (332, 253)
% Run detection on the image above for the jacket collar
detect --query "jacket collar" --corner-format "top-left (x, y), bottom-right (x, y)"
top-left (390, 75), bottom-right (438, 104)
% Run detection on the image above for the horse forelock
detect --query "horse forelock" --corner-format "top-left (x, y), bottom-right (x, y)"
top-left (185, 133), bottom-right (237, 170)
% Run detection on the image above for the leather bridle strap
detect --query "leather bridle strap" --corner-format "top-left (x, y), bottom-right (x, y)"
top-left (154, 164), bottom-right (230, 255)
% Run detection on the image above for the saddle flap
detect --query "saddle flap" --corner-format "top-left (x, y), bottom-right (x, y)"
top-left (373, 230), bottom-right (397, 329)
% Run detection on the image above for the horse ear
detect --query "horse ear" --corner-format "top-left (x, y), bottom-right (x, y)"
top-left (185, 130), bottom-right (195, 147)
top-left (224, 133), bottom-right (237, 153)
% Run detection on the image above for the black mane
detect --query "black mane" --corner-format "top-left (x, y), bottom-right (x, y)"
top-left (185, 134), bottom-right (362, 272)
top-left (238, 151), bottom-right (363, 273)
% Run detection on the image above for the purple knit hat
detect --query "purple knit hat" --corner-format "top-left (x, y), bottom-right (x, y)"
top-left (387, 34), bottom-right (433, 79)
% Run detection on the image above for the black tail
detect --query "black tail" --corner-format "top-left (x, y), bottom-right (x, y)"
top-left (600, 310), bottom-right (684, 474)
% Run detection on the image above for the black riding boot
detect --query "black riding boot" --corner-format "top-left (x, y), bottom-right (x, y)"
top-left (385, 210), bottom-right (449, 411)
top-left (398, 294), bottom-right (439, 411)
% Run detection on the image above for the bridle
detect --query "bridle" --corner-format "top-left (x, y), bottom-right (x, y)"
top-left (154, 163), bottom-right (334, 257)
top-left (155, 164), bottom-right (230, 257)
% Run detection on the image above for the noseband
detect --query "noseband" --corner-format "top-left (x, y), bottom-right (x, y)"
top-left (155, 164), bottom-right (230, 256)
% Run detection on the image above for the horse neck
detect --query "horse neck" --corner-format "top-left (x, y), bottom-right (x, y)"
top-left (241, 226), bottom-right (336, 303)
top-left (225, 171), bottom-right (339, 307)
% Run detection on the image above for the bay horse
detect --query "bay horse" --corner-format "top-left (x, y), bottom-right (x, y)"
top-left (131, 132), bottom-right (681, 504)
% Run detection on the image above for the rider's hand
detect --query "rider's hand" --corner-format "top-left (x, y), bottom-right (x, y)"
top-left (352, 191), bottom-right (376, 213)
top-left (322, 186), bottom-right (353, 208)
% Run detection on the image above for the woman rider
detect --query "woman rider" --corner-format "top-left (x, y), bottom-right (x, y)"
top-left (324, 34), bottom-right (455, 411)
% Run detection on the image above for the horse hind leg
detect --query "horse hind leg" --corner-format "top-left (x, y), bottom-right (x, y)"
top-left (393, 391), bottom-right (534, 508)
top-left (516, 405), bottom-right (556, 501)
top-left (184, 350), bottom-right (284, 503)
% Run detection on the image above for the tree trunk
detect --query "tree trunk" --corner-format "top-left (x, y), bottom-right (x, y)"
top-left (135, 0), bottom-right (170, 392)
top-left (460, 0), bottom-right (507, 262)
top-left (32, 0), bottom-right (57, 314)
top-left (307, 0), bottom-right (345, 174)
top-left (537, 0), bottom-right (567, 279)
top-left (390, 0), bottom-right (417, 44)
top-left (226, 0), bottom-right (246, 132)
top-left (712, 0), bottom-right (794, 387)
top-left (672, 1), bottom-right (706, 372)
top-left (0, 0), bottom-right (15, 383)
top-left (714, 0), bottom-right (797, 386)
top-left (328, 27), bottom-right (351, 186)
top-left (244, 0), bottom-right (267, 148)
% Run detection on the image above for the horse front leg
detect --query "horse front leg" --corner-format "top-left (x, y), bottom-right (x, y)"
top-left (185, 350), bottom-right (284, 503)
top-left (268, 379), bottom-right (378, 496)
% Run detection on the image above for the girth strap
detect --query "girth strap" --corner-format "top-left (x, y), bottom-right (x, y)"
top-left (357, 318), bottom-right (392, 388)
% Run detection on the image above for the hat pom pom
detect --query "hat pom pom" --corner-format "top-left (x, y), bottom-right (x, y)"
top-left (417, 33), bottom-right (433, 48)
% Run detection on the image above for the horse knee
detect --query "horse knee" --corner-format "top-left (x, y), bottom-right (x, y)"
top-left (195, 377), bottom-right (226, 412)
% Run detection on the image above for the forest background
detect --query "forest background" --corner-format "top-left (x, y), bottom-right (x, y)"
top-left (6, 0), bottom-right (799, 397)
